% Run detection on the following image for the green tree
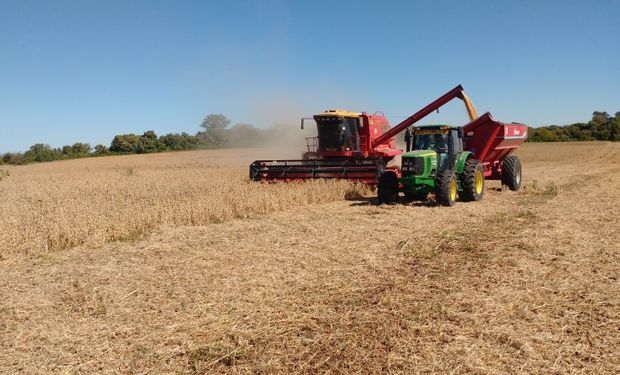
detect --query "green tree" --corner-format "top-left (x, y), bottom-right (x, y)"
top-left (110, 134), bottom-right (143, 153)
top-left (94, 144), bottom-right (109, 154)
top-left (200, 114), bottom-right (230, 147)
top-left (138, 131), bottom-right (164, 153)
top-left (160, 132), bottom-right (200, 150)
top-left (2, 153), bottom-right (27, 165)
top-left (610, 112), bottom-right (620, 141)
top-left (24, 144), bottom-right (58, 162)
top-left (71, 142), bottom-right (91, 155)
top-left (62, 145), bottom-right (73, 156)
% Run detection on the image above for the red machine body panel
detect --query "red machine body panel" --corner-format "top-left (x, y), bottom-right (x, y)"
top-left (303, 113), bottom-right (398, 160)
top-left (462, 112), bottom-right (528, 178)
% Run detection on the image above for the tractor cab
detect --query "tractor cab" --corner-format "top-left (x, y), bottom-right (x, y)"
top-left (405, 125), bottom-right (463, 171)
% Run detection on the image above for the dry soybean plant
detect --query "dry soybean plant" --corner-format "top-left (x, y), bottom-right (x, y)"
top-left (0, 150), bottom-right (368, 257)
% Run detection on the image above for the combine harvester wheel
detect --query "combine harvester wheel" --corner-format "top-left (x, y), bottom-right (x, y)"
top-left (377, 172), bottom-right (398, 204)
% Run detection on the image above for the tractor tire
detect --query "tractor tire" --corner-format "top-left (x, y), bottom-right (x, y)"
top-left (501, 155), bottom-right (522, 191)
top-left (459, 158), bottom-right (485, 202)
top-left (377, 172), bottom-right (398, 204)
top-left (435, 169), bottom-right (457, 207)
top-left (404, 192), bottom-right (428, 201)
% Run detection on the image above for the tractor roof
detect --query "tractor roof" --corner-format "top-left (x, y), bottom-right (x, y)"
top-left (414, 124), bottom-right (459, 130)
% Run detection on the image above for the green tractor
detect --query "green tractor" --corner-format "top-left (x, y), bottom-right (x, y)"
top-left (377, 125), bottom-right (485, 206)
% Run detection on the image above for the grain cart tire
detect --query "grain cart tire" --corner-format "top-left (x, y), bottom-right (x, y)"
top-left (459, 159), bottom-right (485, 202)
top-left (404, 192), bottom-right (428, 201)
top-left (501, 155), bottom-right (522, 191)
top-left (378, 172), bottom-right (398, 204)
top-left (435, 170), bottom-right (457, 207)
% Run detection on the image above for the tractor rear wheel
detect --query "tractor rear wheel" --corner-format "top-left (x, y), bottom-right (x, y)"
top-left (501, 155), bottom-right (522, 191)
top-left (435, 169), bottom-right (457, 207)
top-left (378, 172), bottom-right (398, 204)
top-left (459, 158), bottom-right (485, 202)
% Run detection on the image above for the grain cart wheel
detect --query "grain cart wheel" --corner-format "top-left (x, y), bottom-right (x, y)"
top-left (501, 155), bottom-right (522, 191)
top-left (459, 159), bottom-right (485, 202)
top-left (378, 172), bottom-right (398, 204)
top-left (435, 170), bottom-right (457, 207)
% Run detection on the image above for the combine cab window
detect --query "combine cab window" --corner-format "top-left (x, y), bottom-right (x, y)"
top-left (315, 117), bottom-right (360, 152)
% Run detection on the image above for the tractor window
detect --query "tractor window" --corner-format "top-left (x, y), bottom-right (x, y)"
top-left (413, 129), bottom-right (453, 170)
top-left (451, 129), bottom-right (462, 153)
top-left (413, 131), bottom-right (449, 153)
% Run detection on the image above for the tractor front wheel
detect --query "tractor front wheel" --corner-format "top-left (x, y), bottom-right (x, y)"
top-left (501, 155), bottom-right (522, 191)
top-left (435, 170), bottom-right (457, 207)
top-left (378, 172), bottom-right (398, 204)
top-left (459, 158), bottom-right (485, 202)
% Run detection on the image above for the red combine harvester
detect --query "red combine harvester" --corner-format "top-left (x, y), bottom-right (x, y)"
top-left (249, 85), bottom-right (528, 190)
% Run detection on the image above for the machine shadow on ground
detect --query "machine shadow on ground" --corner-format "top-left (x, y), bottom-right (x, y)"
top-left (347, 196), bottom-right (437, 207)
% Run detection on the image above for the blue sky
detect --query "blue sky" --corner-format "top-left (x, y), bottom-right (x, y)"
top-left (1, 0), bottom-right (618, 152)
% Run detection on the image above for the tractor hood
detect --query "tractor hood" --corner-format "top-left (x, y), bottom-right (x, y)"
top-left (402, 150), bottom-right (436, 158)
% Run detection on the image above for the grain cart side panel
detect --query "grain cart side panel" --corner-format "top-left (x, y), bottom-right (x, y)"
top-left (463, 112), bottom-right (528, 178)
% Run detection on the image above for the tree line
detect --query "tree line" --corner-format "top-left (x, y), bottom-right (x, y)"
top-left (1, 114), bottom-right (281, 165)
top-left (2, 111), bottom-right (619, 165)
top-left (527, 111), bottom-right (620, 142)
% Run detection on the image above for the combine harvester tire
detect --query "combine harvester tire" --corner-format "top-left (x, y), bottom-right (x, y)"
top-left (377, 172), bottom-right (398, 204)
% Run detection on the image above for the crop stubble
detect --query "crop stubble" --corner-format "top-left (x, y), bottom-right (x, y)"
top-left (0, 142), bottom-right (618, 373)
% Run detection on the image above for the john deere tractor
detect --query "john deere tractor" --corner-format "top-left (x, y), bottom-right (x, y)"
top-left (377, 125), bottom-right (485, 206)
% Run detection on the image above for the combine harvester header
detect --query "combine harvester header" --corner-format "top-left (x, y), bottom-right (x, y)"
top-left (249, 85), bottom-right (528, 195)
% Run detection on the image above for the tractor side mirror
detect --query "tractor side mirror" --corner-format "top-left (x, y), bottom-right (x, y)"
top-left (458, 127), bottom-right (464, 138)
top-left (404, 128), bottom-right (412, 152)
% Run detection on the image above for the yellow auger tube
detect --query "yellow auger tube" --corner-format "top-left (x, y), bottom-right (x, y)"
top-left (461, 92), bottom-right (479, 121)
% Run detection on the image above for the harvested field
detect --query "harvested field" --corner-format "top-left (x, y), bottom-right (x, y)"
top-left (1, 142), bottom-right (619, 373)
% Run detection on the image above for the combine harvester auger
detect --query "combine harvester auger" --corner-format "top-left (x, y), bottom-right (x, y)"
top-left (249, 85), bottom-right (479, 184)
top-left (249, 84), bottom-right (528, 207)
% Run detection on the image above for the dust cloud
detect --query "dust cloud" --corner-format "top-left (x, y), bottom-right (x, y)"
top-left (243, 95), bottom-right (319, 160)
